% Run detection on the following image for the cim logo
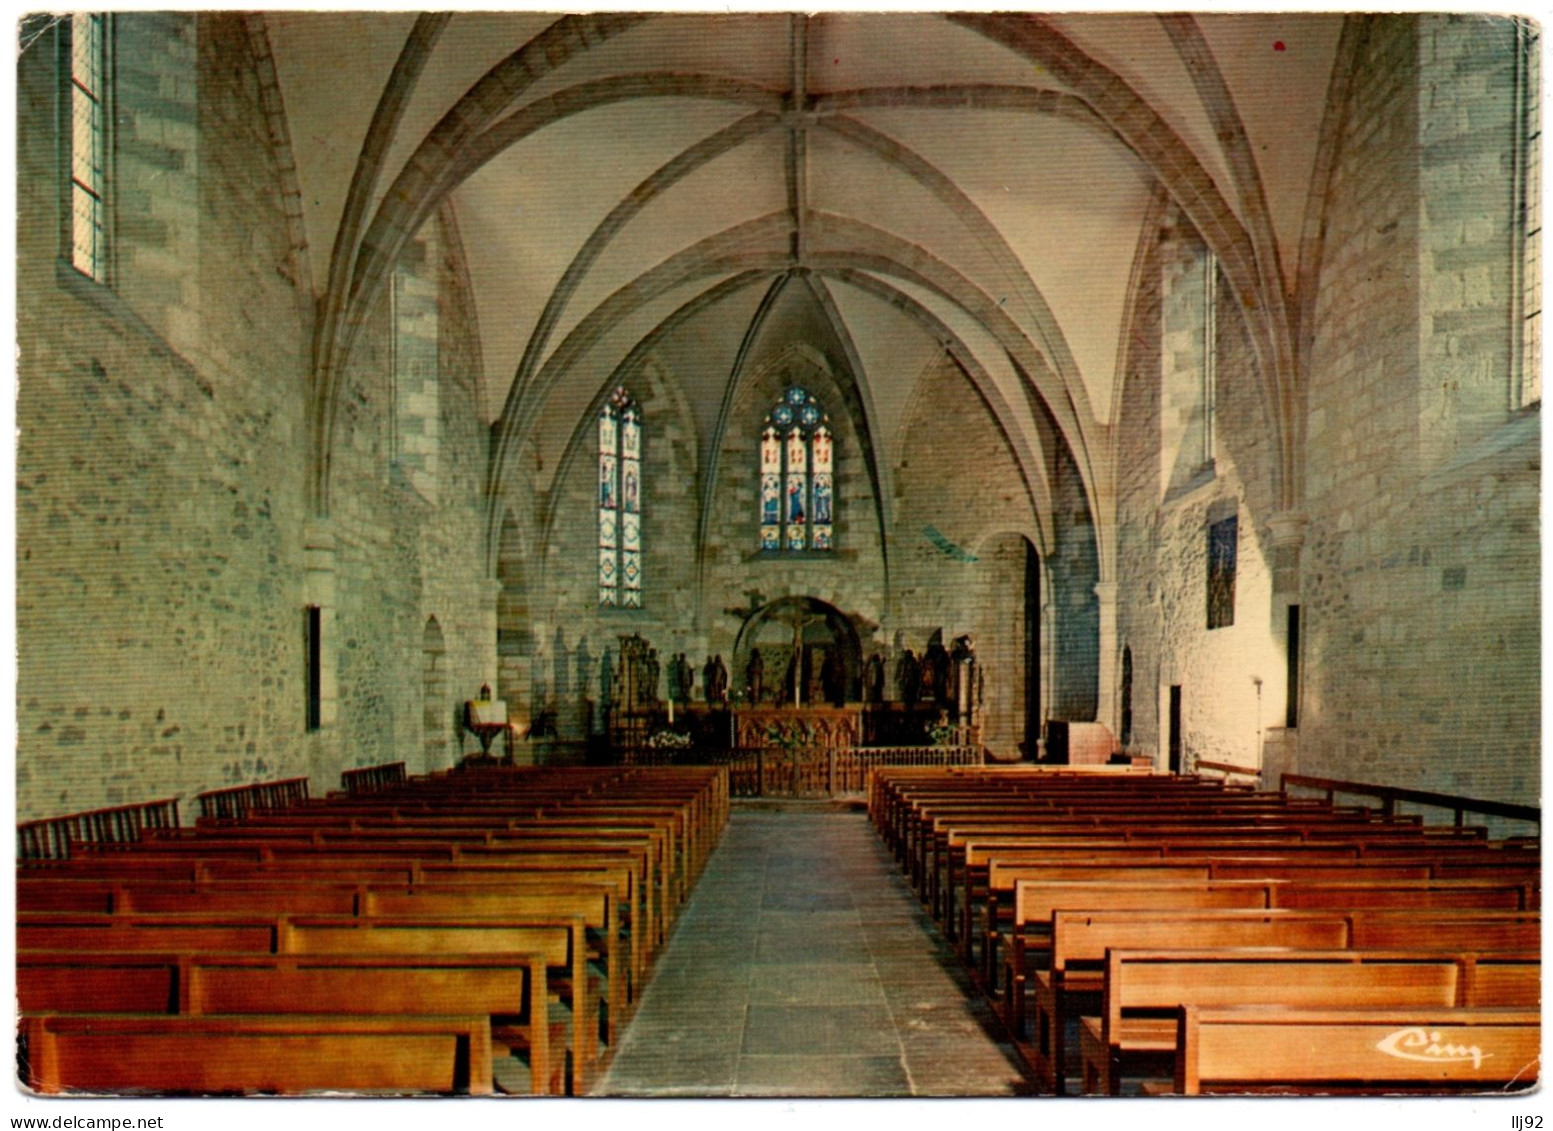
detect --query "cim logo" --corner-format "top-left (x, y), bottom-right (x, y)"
top-left (1375, 1027), bottom-right (1488, 1070)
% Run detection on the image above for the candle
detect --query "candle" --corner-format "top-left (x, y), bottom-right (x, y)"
top-left (668, 697), bottom-right (674, 725)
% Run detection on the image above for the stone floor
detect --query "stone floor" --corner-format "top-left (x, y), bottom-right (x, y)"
top-left (594, 803), bottom-right (1034, 1097)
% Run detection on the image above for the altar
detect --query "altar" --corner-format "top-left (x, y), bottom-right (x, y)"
top-left (733, 705), bottom-right (862, 750)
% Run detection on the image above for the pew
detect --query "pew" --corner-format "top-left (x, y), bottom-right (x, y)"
top-left (1078, 949), bottom-right (1540, 1094)
top-left (18, 949), bottom-right (553, 1094)
top-left (276, 914), bottom-right (597, 1093)
top-left (1173, 1006), bottom-right (1540, 1094)
top-left (20, 1012), bottom-right (495, 1096)
top-left (1026, 909), bottom-right (1355, 1092)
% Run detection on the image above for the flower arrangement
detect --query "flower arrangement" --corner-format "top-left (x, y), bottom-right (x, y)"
top-left (644, 729), bottom-right (693, 750)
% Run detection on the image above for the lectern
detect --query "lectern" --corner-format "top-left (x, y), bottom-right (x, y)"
top-left (464, 697), bottom-right (520, 759)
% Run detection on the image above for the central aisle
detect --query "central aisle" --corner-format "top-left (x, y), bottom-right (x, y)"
top-left (595, 804), bottom-right (1033, 1097)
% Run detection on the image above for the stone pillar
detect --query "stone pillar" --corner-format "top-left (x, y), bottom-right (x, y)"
top-left (1093, 580), bottom-right (1119, 738)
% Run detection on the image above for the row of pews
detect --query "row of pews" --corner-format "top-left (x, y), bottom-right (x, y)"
top-left (869, 764), bottom-right (1540, 1095)
top-left (17, 763), bottom-right (729, 1096)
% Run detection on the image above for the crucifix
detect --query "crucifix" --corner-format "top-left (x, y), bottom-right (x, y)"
top-left (779, 604), bottom-right (826, 708)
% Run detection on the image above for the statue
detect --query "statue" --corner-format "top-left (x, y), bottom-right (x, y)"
top-left (820, 648), bottom-right (845, 706)
top-left (645, 648), bottom-right (661, 702)
top-left (668, 652), bottom-right (693, 703)
top-left (864, 651), bottom-right (885, 703)
top-left (924, 641), bottom-right (951, 705)
top-left (897, 649), bottom-right (921, 705)
top-left (745, 649), bottom-right (764, 704)
top-left (704, 654), bottom-right (729, 705)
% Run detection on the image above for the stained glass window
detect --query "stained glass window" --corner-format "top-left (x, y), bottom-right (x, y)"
top-left (69, 14), bottom-right (109, 282)
top-left (1207, 514), bottom-right (1238, 629)
top-left (599, 388), bottom-right (642, 608)
top-left (761, 386), bottom-right (832, 552)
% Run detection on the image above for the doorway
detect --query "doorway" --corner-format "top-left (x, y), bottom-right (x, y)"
top-left (1167, 684), bottom-right (1182, 774)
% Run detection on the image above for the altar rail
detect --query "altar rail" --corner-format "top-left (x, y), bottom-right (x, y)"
top-left (195, 776), bottom-right (311, 820)
top-left (1281, 773), bottom-right (1540, 833)
top-left (17, 796), bottom-right (182, 862)
top-left (621, 745), bottom-right (983, 798)
top-left (340, 761), bottom-right (407, 795)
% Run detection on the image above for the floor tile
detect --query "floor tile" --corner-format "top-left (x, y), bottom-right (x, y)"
top-left (734, 1054), bottom-right (910, 1097)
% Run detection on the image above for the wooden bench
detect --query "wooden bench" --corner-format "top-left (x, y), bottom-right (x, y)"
top-left (1079, 949), bottom-right (1540, 1094)
top-left (1172, 1006), bottom-right (1540, 1094)
top-left (20, 1011), bottom-right (494, 1095)
top-left (1026, 908), bottom-right (1355, 1092)
top-left (276, 914), bottom-right (596, 1093)
top-left (18, 949), bottom-right (553, 1094)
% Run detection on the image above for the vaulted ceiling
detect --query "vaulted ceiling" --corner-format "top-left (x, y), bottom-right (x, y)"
top-left (266, 12), bottom-right (1345, 535)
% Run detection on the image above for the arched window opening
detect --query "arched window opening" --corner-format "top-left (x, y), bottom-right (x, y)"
top-left (760, 386), bottom-right (833, 552)
top-left (68, 14), bottom-right (111, 282)
top-left (599, 387), bottom-right (642, 608)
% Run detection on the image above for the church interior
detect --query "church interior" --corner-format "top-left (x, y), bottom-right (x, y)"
top-left (14, 11), bottom-right (1542, 1101)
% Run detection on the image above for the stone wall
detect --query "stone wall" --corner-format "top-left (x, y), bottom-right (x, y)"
top-left (1297, 14), bottom-right (1539, 804)
top-left (17, 14), bottom-right (309, 820)
top-left (1114, 214), bottom-right (1286, 770)
top-left (15, 15), bottom-right (495, 821)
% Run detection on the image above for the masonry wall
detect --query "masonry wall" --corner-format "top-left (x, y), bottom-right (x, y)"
top-left (892, 357), bottom-right (1051, 757)
top-left (15, 15), bottom-right (495, 821)
top-left (313, 205), bottom-right (494, 775)
top-left (16, 15), bottom-right (310, 821)
top-left (1297, 14), bottom-right (1539, 805)
top-left (1113, 212), bottom-right (1286, 771)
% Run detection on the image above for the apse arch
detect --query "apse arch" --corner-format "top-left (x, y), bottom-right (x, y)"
top-left (731, 595), bottom-right (864, 707)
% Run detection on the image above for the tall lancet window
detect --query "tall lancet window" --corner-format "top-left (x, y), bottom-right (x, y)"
top-left (69, 13), bottom-right (110, 282)
top-left (598, 387), bottom-right (642, 608)
top-left (760, 386), bottom-right (833, 552)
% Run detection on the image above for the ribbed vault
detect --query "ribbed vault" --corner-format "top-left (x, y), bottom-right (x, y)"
top-left (267, 11), bottom-right (1346, 580)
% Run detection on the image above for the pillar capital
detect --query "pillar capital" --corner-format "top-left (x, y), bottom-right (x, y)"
top-left (1265, 511), bottom-right (1309, 549)
top-left (1265, 511), bottom-right (1309, 598)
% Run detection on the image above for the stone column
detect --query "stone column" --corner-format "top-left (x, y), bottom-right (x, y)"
top-left (1093, 580), bottom-right (1119, 742)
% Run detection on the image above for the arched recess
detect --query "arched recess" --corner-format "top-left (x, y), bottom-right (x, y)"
top-left (733, 596), bottom-right (863, 707)
top-left (494, 509), bottom-right (530, 705)
top-left (422, 616), bottom-right (449, 770)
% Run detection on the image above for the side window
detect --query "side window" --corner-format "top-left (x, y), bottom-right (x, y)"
top-left (599, 387), bottom-right (642, 608)
top-left (67, 13), bottom-right (111, 282)
top-left (1207, 513), bottom-right (1238, 630)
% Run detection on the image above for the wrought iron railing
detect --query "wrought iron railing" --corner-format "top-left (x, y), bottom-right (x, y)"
top-left (340, 761), bottom-right (407, 795)
top-left (1281, 773), bottom-right (1539, 833)
top-left (17, 796), bottom-right (182, 862)
top-left (194, 776), bottom-right (311, 820)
